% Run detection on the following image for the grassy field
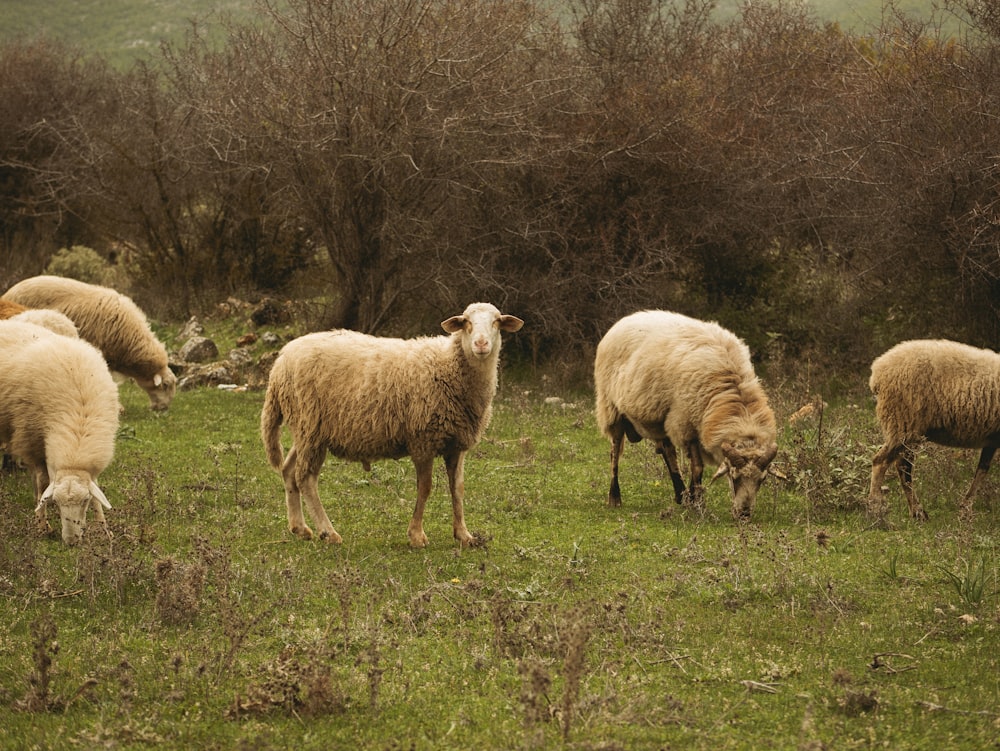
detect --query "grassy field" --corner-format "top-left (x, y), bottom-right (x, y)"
top-left (0, 316), bottom-right (998, 750)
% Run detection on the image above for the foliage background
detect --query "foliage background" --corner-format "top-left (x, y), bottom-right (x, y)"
top-left (1, 0), bottom-right (998, 383)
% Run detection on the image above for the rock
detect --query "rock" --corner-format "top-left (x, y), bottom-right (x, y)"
top-left (178, 316), bottom-right (203, 340)
top-left (178, 336), bottom-right (219, 363)
top-left (250, 298), bottom-right (289, 326)
top-left (228, 348), bottom-right (254, 368)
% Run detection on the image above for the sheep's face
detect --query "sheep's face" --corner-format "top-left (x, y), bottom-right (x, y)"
top-left (138, 366), bottom-right (177, 411)
top-left (442, 303), bottom-right (524, 361)
top-left (716, 441), bottom-right (778, 520)
top-left (41, 473), bottom-right (111, 544)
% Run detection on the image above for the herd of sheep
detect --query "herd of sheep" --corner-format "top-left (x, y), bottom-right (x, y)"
top-left (0, 274), bottom-right (998, 547)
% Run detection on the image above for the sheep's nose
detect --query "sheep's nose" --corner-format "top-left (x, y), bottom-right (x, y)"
top-left (473, 337), bottom-right (491, 354)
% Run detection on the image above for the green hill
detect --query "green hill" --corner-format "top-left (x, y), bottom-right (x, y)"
top-left (0, 0), bottom-right (961, 70)
top-left (0, 0), bottom-right (262, 68)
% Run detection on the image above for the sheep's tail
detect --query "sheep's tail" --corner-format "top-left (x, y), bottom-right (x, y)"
top-left (260, 383), bottom-right (285, 469)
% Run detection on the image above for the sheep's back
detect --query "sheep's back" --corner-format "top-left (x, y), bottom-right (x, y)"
top-left (871, 339), bottom-right (1000, 446)
top-left (0, 324), bottom-right (119, 470)
top-left (3, 276), bottom-right (168, 378)
top-left (596, 311), bottom-right (756, 436)
top-left (272, 331), bottom-right (480, 461)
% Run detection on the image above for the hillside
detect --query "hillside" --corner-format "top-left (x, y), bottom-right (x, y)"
top-left (0, 0), bottom-right (962, 69)
top-left (0, 0), bottom-right (261, 68)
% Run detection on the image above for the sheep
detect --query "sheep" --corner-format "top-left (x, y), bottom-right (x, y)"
top-left (868, 339), bottom-right (1000, 520)
top-left (0, 319), bottom-right (119, 544)
top-left (0, 299), bottom-right (27, 319)
top-left (261, 302), bottom-right (524, 547)
top-left (2, 275), bottom-right (176, 411)
top-left (594, 310), bottom-right (778, 520)
top-left (8, 308), bottom-right (79, 338)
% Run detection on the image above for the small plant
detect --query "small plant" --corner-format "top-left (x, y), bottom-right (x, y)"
top-left (518, 657), bottom-right (552, 748)
top-left (44, 245), bottom-right (120, 286)
top-left (558, 604), bottom-right (593, 742)
top-left (938, 557), bottom-right (995, 607)
top-left (16, 614), bottom-right (58, 712)
top-left (154, 555), bottom-right (207, 625)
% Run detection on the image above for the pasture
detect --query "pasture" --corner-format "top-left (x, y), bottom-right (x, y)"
top-left (1, 341), bottom-right (998, 749)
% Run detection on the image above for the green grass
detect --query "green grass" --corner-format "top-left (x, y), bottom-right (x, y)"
top-left (1, 349), bottom-right (999, 749)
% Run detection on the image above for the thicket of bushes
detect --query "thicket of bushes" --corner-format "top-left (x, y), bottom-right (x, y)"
top-left (1, 0), bottom-right (998, 381)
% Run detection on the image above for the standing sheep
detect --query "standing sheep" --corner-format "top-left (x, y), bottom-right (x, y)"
top-left (261, 302), bottom-right (524, 547)
top-left (868, 339), bottom-right (1000, 520)
top-left (0, 320), bottom-right (119, 543)
top-left (595, 310), bottom-right (778, 520)
top-left (1, 275), bottom-right (176, 411)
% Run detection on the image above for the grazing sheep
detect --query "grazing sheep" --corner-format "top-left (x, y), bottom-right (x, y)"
top-left (8, 308), bottom-right (79, 338)
top-left (0, 299), bottom-right (27, 319)
top-left (0, 320), bottom-right (119, 543)
top-left (595, 310), bottom-right (778, 520)
top-left (261, 302), bottom-right (524, 547)
top-left (868, 339), bottom-right (1000, 520)
top-left (1, 275), bottom-right (176, 411)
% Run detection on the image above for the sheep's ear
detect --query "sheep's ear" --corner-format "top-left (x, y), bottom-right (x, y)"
top-left (89, 481), bottom-right (112, 510)
top-left (41, 483), bottom-right (55, 502)
top-left (154, 373), bottom-right (163, 387)
top-left (441, 315), bottom-right (466, 334)
top-left (500, 315), bottom-right (524, 332)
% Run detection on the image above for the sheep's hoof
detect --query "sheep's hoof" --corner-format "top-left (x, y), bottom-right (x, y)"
top-left (408, 531), bottom-right (429, 548)
top-left (318, 529), bottom-right (343, 544)
top-left (291, 524), bottom-right (313, 541)
top-left (454, 528), bottom-right (475, 547)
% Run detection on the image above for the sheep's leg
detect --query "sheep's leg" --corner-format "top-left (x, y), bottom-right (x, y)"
top-left (654, 439), bottom-right (687, 504)
top-left (868, 442), bottom-right (901, 515)
top-left (685, 443), bottom-right (705, 509)
top-left (31, 467), bottom-right (51, 535)
top-left (961, 445), bottom-right (997, 519)
top-left (280, 445), bottom-right (311, 539)
top-left (407, 456), bottom-right (434, 548)
top-left (290, 445), bottom-right (342, 543)
top-left (608, 424), bottom-right (626, 507)
top-left (897, 446), bottom-right (928, 521)
top-left (444, 451), bottom-right (474, 546)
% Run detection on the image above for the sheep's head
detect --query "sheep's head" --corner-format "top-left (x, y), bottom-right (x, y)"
top-left (712, 441), bottom-right (779, 520)
top-left (137, 366), bottom-right (177, 411)
top-left (442, 303), bottom-right (524, 360)
top-left (39, 472), bottom-right (112, 544)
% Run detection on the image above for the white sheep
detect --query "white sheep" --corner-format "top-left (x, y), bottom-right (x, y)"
top-left (0, 320), bottom-right (119, 543)
top-left (8, 308), bottom-right (79, 338)
top-left (261, 302), bottom-right (524, 547)
top-left (868, 339), bottom-right (1000, 520)
top-left (1, 275), bottom-right (176, 411)
top-left (594, 310), bottom-right (778, 519)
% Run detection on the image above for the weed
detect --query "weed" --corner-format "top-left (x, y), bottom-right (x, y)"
top-left (938, 557), bottom-right (995, 606)
top-left (226, 645), bottom-right (348, 719)
top-left (16, 613), bottom-right (57, 712)
top-left (518, 657), bottom-right (552, 748)
top-left (558, 603), bottom-right (593, 742)
top-left (154, 555), bottom-right (207, 625)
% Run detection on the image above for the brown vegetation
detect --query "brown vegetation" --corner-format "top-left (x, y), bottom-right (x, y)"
top-left (1, 0), bottom-right (998, 378)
